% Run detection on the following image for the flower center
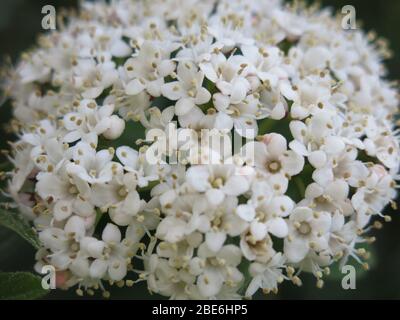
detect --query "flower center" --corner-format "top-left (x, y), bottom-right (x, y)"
top-left (118, 187), bottom-right (128, 199)
top-left (68, 185), bottom-right (78, 195)
top-left (89, 169), bottom-right (97, 177)
top-left (315, 195), bottom-right (328, 204)
top-left (297, 222), bottom-right (312, 235)
top-left (266, 160), bottom-right (281, 173)
top-left (210, 177), bottom-right (224, 188)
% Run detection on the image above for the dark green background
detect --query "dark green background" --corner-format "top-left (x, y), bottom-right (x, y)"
top-left (0, 0), bottom-right (399, 299)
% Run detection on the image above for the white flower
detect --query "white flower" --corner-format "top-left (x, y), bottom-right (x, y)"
top-left (284, 207), bottom-right (331, 263)
top-left (36, 167), bottom-right (94, 220)
top-left (38, 216), bottom-right (90, 276)
top-left (83, 223), bottom-right (132, 281)
top-left (116, 146), bottom-right (160, 187)
top-left (200, 53), bottom-right (251, 104)
top-left (246, 252), bottom-right (286, 296)
top-left (213, 93), bottom-right (262, 138)
top-left (91, 173), bottom-right (144, 226)
top-left (299, 179), bottom-right (353, 216)
top-left (66, 142), bottom-right (122, 184)
top-left (240, 231), bottom-right (275, 262)
top-left (161, 61), bottom-right (211, 116)
top-left (72, 58), bottom-right (118, 99)
top-left (193, 243), bottom-right (243, 298)
top-left (204, 196), bottom-right (248, 252)
top-left (18, 51), bottom-right (51, 83)
top-left (237, 195), bottom-right (292, 240)
top-left (22, 119), bottom-right (58, 157)
top-left (364, 130), bottom-right (400, 170)
top-left (243, 133), bottom-right (304, 180)
top-left (62, 100), bottom-right (124, 143)
top-left (116, 91), bottom-right (151, 122)
top-left (124, 41), bottom-right (177, 97)
top-left (155, 194), bottom-right (207, 243)
top-left (351, 165), bottom-right (395, 228)
top-left (289, 111), bottom-right (345, 159)
top-left (186, 164), bottom-right (250, 206)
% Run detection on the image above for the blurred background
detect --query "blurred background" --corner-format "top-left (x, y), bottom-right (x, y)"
top-left (0, 0), bottom-right (399, 299)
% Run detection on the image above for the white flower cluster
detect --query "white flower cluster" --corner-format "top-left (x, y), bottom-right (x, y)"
top-left (3, 0), bottom-right (399, 299)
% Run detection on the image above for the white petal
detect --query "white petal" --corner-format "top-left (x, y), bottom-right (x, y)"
top-left (312, 167), bottom-right (333, 186)
top-left (270, 102), bottom-right (286, 119)
top-left (102, 116), bottom-right (125, 140)
top-left (308, 150), bottom-right (327, 169)
top-left (213, 93), bottom-right (230, 112)
top-left (116, 146), bottom-right (138, 169)
top-left (230, 78), bottom-right (249, 103)
top-left (175, 97), bottom-right (195, 116)
top-left (305, 183), bottom-right (323, 199)
top-left (186, 166), bottom-right (210, 192)
top-left (126, 221), bottom-right (145, 243)
top-left (218, 245), bottom-right (242, 266)
top-left (111, 39), bottom-right (131, 57)
top-left (206, 188), bottom-right (225, 206)
top-left (200, 62), bottom-right (218, 82)
top-left (223, 175), bottom-right (249, 196)
top-left (108, 258), bottom-right (127, 281)
top-left (120, 191), bottom-right (141, 216)
top-left (158, 60), bottom-right (176, 77)
top-left (284, 237), bottom-right (309, 263)
top-left (331, 212), bottom-right (345, 232)
top-left (194, 87), bottom-right (211, 105)
top-left (206, 231), bottom-right (226, 252)
top-left (90, 259), bottom-right (108, 278)
top-left (82, 86), bottom-right (103, 99)
top-left (289, 140), bottom-right (308, 156)
top-left (233, 117), bottom-right (257, 139)
top-left (125, 79), bottom-right (145, 95)
top-left (266, 133), bottom-right (287, 157)
top-left (250, 221), bottom-right (267, 240)
top-left (69, 257), bottom-right (89, 278)
top-left (326, 179), bottom-right (349, 201)
top-left (53, 200), bottom-right (72, 221)
top-left (159, 189), bottom-right (176, 208)
top-left (86, 239), bottom-right (105, 258)
top-left (281, 150), bottom-right (304, 176)
top-left (266, 218), bottom-right (288, 238)
top-left (236, 204), bottom-right (256, 222)
top-left (197, 270), bottom-right (223, 297)
top-left (156, 216), bottom-right (186, 243)
top-left (161, 81), bottom-right (184, 100)
top-left (323, 136), bottom-right (345, 155)
top-left (214, 112), bottom-right (233, 131)
top-left (64, 216), bottom-right (86, 239)
top-left (102, 223), bottom-right (121, 243)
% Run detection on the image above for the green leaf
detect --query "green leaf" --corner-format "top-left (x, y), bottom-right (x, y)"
top-left (0, 272), bottom-right (48, 300)
top-left (0, 208), bottom-right (40, 249)
top-left (137, 179), bottom-right (160, 193)
top-left (238, 259), bottom-right (252, 297)
top-left (94, 209), bottom-right (104, 227)
top-left (0, 161), bottom-right (12, 172)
